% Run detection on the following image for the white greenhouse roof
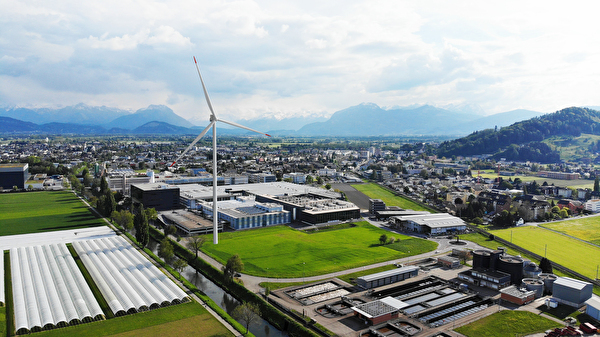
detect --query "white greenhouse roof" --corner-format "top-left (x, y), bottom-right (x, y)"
top-left (0, 226), bottom-right (115, 250)
top-left (10, 243), bottom-right (104, 334)
top-left (72, 236), bottom-right (189, 316)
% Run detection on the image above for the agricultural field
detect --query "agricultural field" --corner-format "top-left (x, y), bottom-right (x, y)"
top-left (455, 310), bottom-right (561, 337)
top-left (490, 226), bottom-right (600, 280)
top-left (351, 183), bottom-right (433, 212)
top-left (0, 191), bottom-right (106, 236)
top-left (477, 170), bottom-right (593, 190)
top-left (201, 222), bottom-right (437, 278)
top-left (35, 302), bottom-right (231, 337)
top-left (540, 216), bottom-right (600, 246)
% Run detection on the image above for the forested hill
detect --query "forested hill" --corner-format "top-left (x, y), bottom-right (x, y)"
top-left (436, 107), bottom-right (600, 162)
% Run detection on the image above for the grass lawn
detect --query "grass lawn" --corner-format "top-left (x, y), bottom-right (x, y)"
top-left (477, 170), bottom-right (593, 189)
top-left (0, 191), bottom-right (106, 236)
top-left (351, 183), bottom-right (433, 212)
top-left (540, 216), bottom-right (600, 246)
top-left (455, 310), bottom-right (561, 337)
top-left (490, 226), bottom-right (600, 280)
top-left (36, 301), bottom-right (232, 337)
top-left (0, 306), bottom-right (5, 337)
top-left (201, 222), bottom-right (437, 278)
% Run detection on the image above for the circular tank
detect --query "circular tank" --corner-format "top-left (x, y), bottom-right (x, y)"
top-left (522, 278), bottom-right (545, 298)
top-left (538, 273), bottom-right (558, 295)
top-left (498, 256), bottom-right (524, 285)
top-left (523, 262), bottom-right (542, 278)
top-left (473, 250), bottom-right (492, 270)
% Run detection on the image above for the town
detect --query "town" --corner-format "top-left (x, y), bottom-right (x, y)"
top-left (1, 135), bottom-right (600, 337)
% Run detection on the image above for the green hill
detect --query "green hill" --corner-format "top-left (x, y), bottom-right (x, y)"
top-left (437, 106), bottom-right (600, 162)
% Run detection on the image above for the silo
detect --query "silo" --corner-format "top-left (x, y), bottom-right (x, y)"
top-left (498, 256), bottom-right (524, 285)
top-left (522, 278), bottom-right (544, 298)
top-left (473, 250), bottom-right (492, 270)
top-left (538, 273), bottom-right (558, 295)
top-left (523, 262), bottom-right (542, 278)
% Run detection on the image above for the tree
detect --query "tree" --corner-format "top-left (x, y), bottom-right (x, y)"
top-left (145, 207), bottom-right (158, 226)
top-left (539, 257), bottom-right (553, 273)
top-left (172, 258), bottom-right (188, 273)
top-left (100, 176), bottom-right (109, 194)
top-left (186, 236), bottom-right (206, 258)
top-left (387, 236), bottom-right (396, 244)
top-left (379, 234), bottom-right (388, 245)
top-left (324, 183), bottom-right (331, 190)
top-left (166, 225), bottom-right (177, 236)
top-left (111, 210), bottom-right (134, 231)
top-left (134, 204), bottom-right (149, 247)
top-left (102, 190), bottom-right (116, 217)
top-left (232, 302), bottom-right (260, 334)
top-left (223, 254), bottom-right (244, 282)
top-left (158, 237), bottom-right (174, 262)
top-left (595, 177), bottom-right (600, 193)
top-left (316, 176), bottom-right (323, 185)
top-left (559, 208), bottom-right (569, 219)
top-left (305, 175), bottom-right (314, 184)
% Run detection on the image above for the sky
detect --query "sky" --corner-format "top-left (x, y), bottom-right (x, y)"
top-left (1, 0), bottom-right (599, 124)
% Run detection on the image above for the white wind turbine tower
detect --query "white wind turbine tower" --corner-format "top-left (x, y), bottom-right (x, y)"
top-left (170, 56), bottom-right (271, 244)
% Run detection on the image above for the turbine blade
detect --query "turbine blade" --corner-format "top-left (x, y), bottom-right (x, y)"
top-left (218, 118), bottom-right (272, 137)
top-left (170, 122), bottom-right (215, 167)
top-left (193, 56), bottom-right (217, 118)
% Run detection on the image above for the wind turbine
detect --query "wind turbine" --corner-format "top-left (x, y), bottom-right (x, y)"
top-left (170, 56), bottom-right (271, 244)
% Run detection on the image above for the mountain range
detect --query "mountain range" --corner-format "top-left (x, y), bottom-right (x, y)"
top-left (0, 103), bottom-right (545, 137)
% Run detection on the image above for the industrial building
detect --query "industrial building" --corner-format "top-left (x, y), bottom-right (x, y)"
top-left (160, 210), bottom-right (220, 236)
top-left (351, 297), bottom-right (409, 325)
top-left (437, 256), bottom-right (461, 269)
top-left (258, 194), bottom-right (360, 225)
top-left (369, 199), bottom-right (386, 214)
top-left (107, 169), bottom-right (155, 195)
top-left (391, 213), bottom-right (467, 236)
top-left (458, 269), bottom-right (511, 290)
top-left (458, 249), bottom-right (532, 290)
top-left (356, 266), bottom-right (420, 289)
top-left (131, 183), bottom-right (180, 211)
top-left (0, 163), bottom-right (29, 189)
top-left (585, 295), bottom-right (600, 320)
top-left (500, 286), bottom-right (535, 305)
top-left (552, 277), bottom-right (593, 307)
top-left (198, 198), bottom-right (291, 230)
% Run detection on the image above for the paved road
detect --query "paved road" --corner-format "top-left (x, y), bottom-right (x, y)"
top-left (332, 182), bottom-right (371, 210)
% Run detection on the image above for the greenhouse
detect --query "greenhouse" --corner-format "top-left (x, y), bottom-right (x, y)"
top-left (10, 243), bottom-right (104, 334)
top-left (72, 236), bottom-right (189, 316)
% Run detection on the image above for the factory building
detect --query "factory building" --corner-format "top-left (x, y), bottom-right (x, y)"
top-left (458, 269), bottom-right (511, 290)
top-left (160, 210), bottom-right (220, 236)
top-left (391, 213), bottom-right (466, 236)
top-left (256, 194), bottom-right (360, 225)
top-left (552, 277), bottom-right (593, 307)
top-left (0, 163), bottom-right (29, 189)
top-left (369, 199), bottom-right (386, 214)
top-left (356, 266), bottom-right (420, 289)
top-left (198, 198), bottom-right (291, 230)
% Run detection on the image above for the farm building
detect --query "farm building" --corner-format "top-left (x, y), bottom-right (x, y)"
top-left (500, 285), bottom-right (535, 305)
top-left (585, 295), bottom-right (600, 320)
top-left (356, 266), bottom-right (420, 289)
top-left (391, 213), bottom-right (466, 236)
top-left (552, 277), bottom-right (593, 307)
top-left (10, 244), bottom-right (105, 334)
top-left (352, 297), bottom-right (409, 325)
top-left (72, 236), bottom-right (190, 316)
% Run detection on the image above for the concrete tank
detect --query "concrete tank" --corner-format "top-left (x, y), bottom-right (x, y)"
top-left (523, 262), bottom-right (542, 278)
top-left (473, 250), bottom-right (492, 270)
top-left (522, 278), bottom-right (545, 298)
top-left (498, 256), bottom-right (524, 285)
top-left (538, 273), bottom-right (558, 295)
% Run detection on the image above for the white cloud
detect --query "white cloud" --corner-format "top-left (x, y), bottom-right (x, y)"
top-left (79, 26), bottom-right (192, 50)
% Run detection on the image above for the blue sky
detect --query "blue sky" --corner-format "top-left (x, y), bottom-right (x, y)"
top-left (1, 1), bottom-right (598, 124)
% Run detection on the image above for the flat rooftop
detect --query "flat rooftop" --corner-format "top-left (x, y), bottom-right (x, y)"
top-left (358, 266), bottom-right (420, 282)
top-left (352, 296), bottom-right (408, 318)
top-left (177, 181), bottom-right (342, 200)
top-left (161, 210), bottom-right (212, 232)
top-left (394, 213), bottom-right (466, 228)
top-left (500, 285), bottom-right (535, 299)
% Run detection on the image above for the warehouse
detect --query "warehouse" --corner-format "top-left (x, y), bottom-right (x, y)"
top-left (72, 236), bottom-right (189, 316)
top-left (552, 277), bottom-right (593, 307)
top-left (10, 244), bottom-right (104, 334)
top-left (391, 213), bottom-right (466, 236)
top-left (356, 266), bottom-right (420, 289)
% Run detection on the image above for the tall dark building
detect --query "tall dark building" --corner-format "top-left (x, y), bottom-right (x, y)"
top-left (0, 163), bottom-right (29, 189)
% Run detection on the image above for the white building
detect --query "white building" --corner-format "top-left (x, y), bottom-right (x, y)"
top-left (392, 213), bottom-right (467, 236)
top-left (584, 199), bottom-right (600, 213)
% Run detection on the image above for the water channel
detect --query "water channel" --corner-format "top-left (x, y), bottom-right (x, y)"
top-left (147, 240), bottom-right (286, 337)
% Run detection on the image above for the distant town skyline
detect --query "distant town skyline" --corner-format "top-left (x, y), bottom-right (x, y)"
top-left (1, 1), bottom-right (598, 123)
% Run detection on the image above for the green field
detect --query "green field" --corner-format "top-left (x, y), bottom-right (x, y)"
top-left (491, 226), bottom-right (600, 280)
top-left (541, 216), bottom-right (600, 246)
top-left (477, 170), bottom-right (593, 189)
top-left (455, 310), bottom-right (561, 337)
top-left (201, 222), bottom-right (437, 277)
top-left (0, 191), bottom-right (106, 236)
top-left (351, 183), bottom-right (433, 212)
top-left (36, 302), bottom-right (232, 337)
